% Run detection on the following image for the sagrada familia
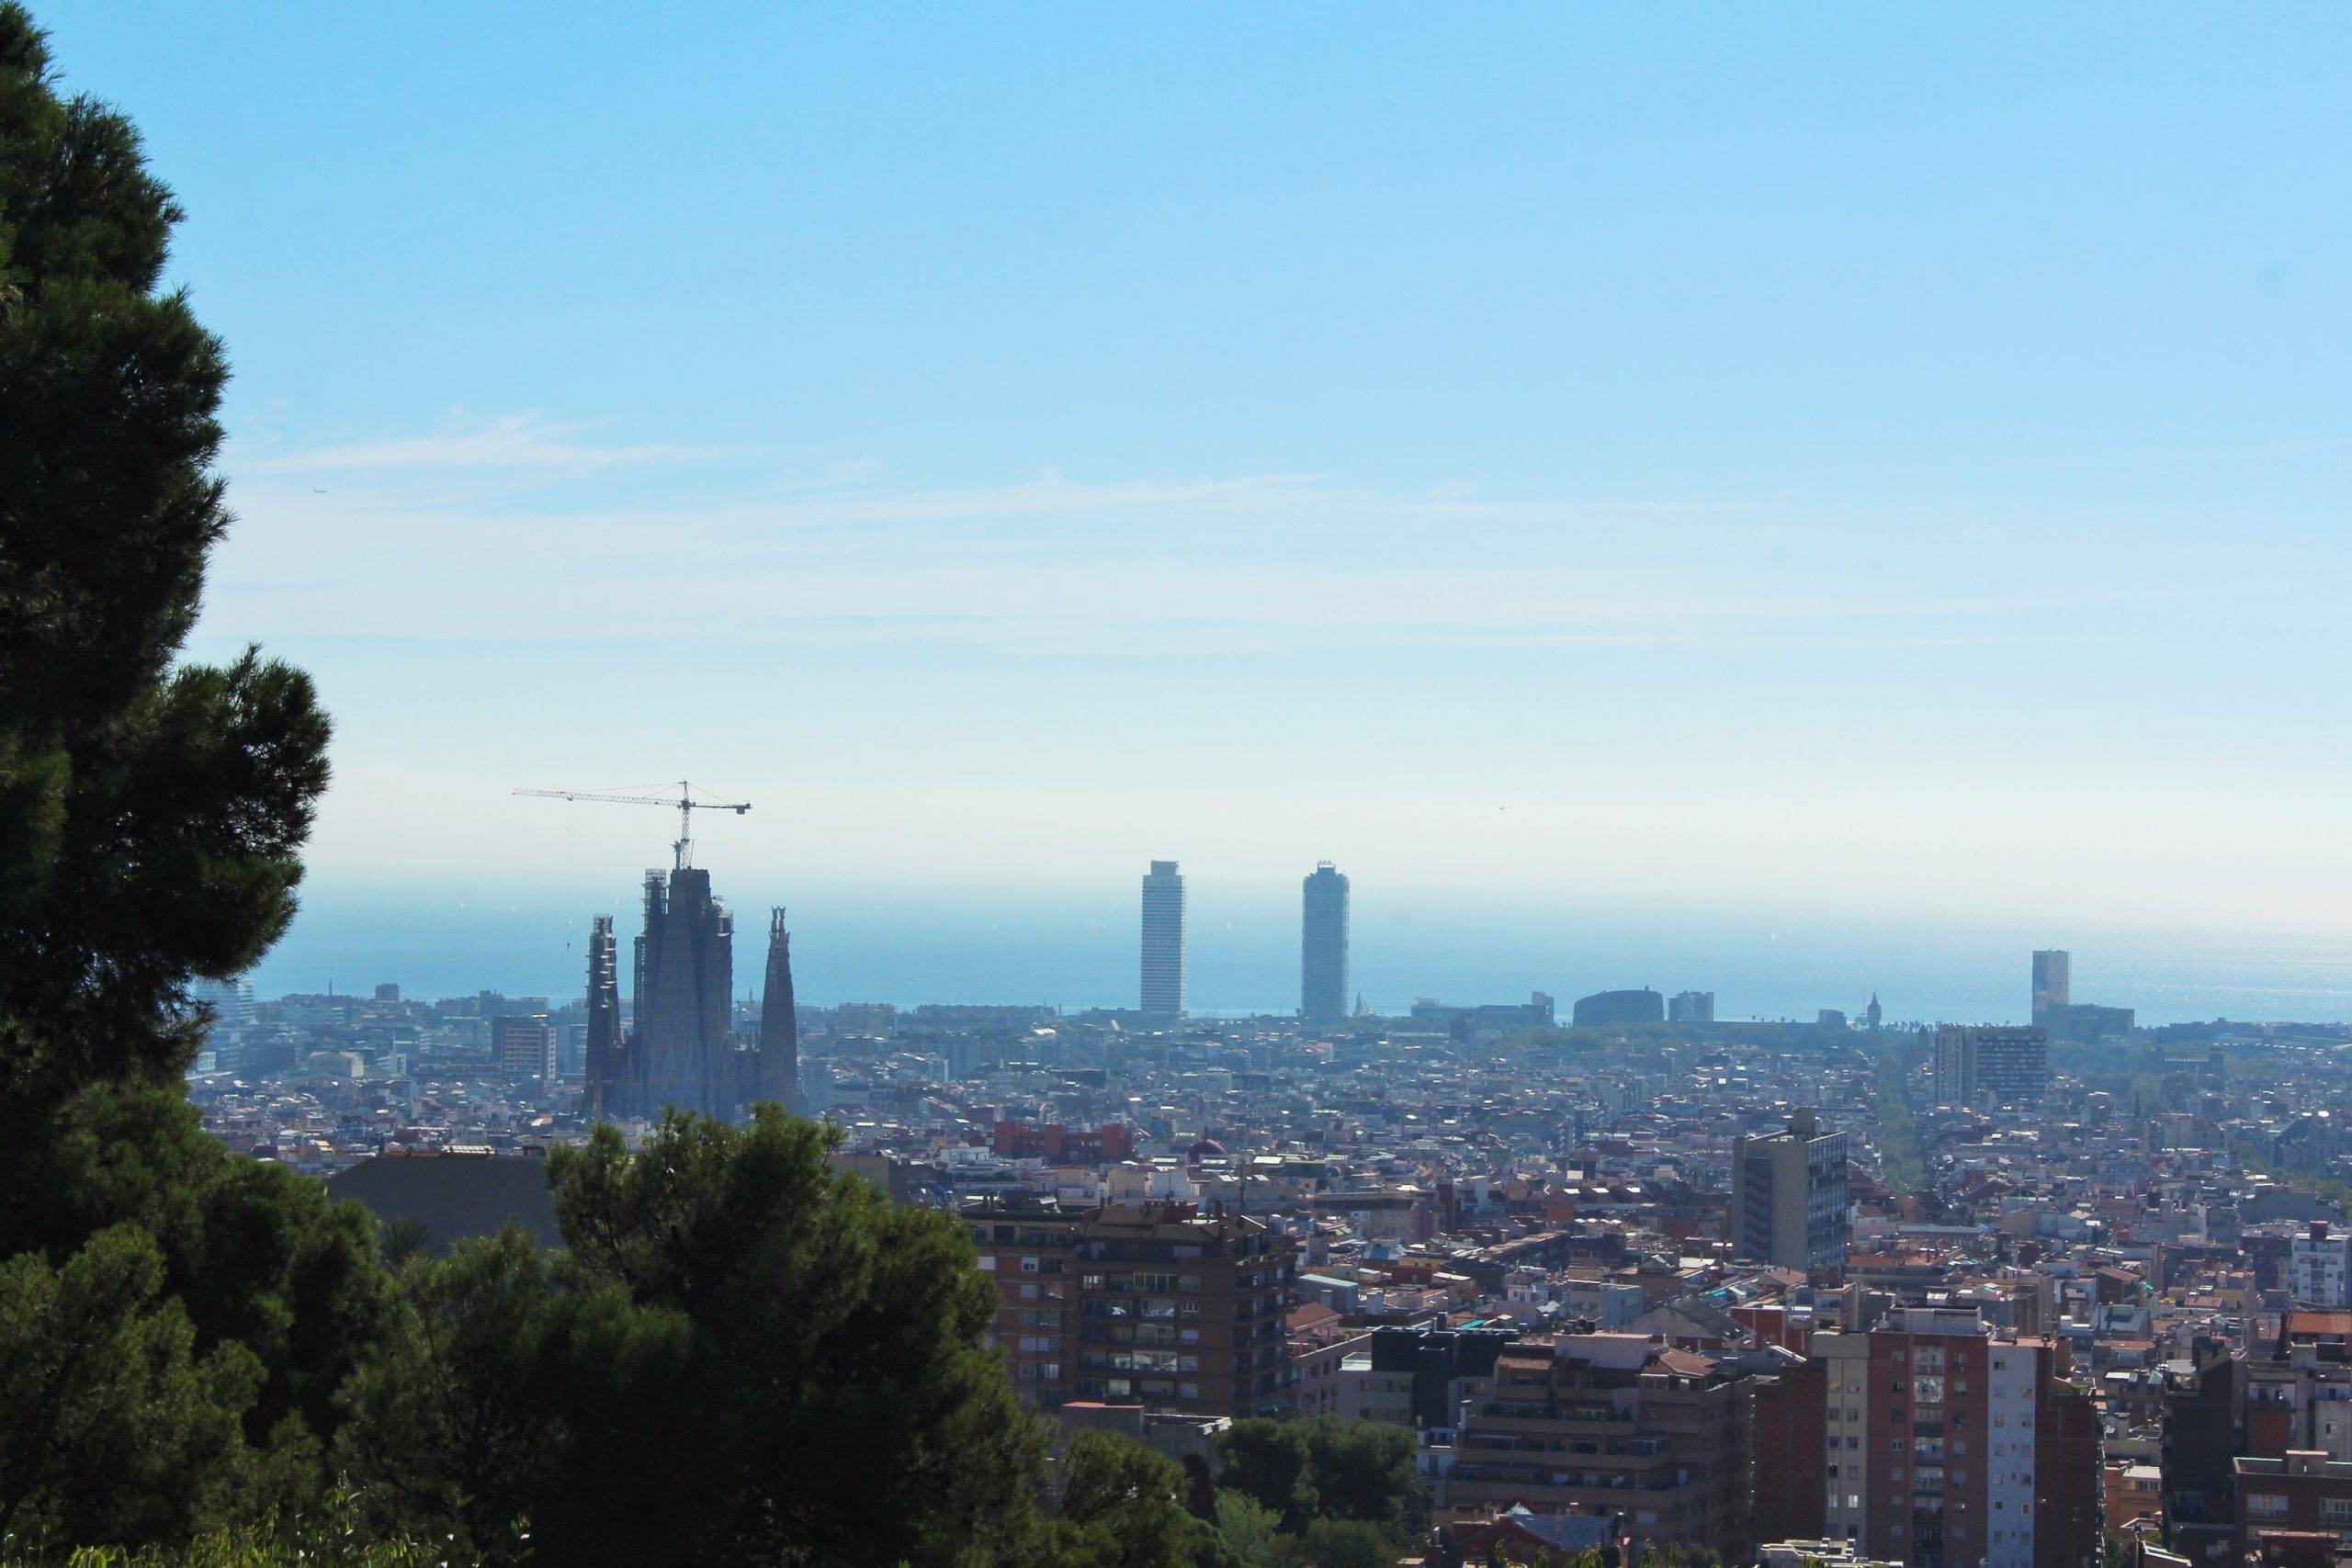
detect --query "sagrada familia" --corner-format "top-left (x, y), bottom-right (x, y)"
top-left (583, 863), bottom-right (797, 1122)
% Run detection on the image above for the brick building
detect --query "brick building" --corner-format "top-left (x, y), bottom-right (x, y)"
top-left (967, 1195), bottom-right (1291, 1419)
top-left (1815, 1309), bottom-right (2097, 1568)
top-left (2234, 1452), bottom-right (2352, 1562)
top-left (1436, 1333), bottom-right (1753, 1562)
top-left (1755, 1354), bottom-right (1830, 1547)
top-left (989, 1120), bottom-right (1137, 1163)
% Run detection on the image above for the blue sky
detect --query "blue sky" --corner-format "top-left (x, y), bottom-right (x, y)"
top-left (39, 5), bottom-right (2352, 985)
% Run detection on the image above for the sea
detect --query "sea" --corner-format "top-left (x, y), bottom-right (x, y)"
top-left (243, 884), bottom-right (2352, 1028)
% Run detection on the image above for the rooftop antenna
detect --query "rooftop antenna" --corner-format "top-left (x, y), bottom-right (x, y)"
top-left (514, 780), bottom-right (752, 870)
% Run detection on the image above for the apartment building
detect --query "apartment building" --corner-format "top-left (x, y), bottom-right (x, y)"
top-left (2290, 1224), bottom-right (2352, 1307)
top-left (967, 1195), bottom-right (1293, 1419)
top-left (1815, 1309), bottom-right (2097, 1568)
top-left (1435, 1333), bottom-right (1753, 1562)
top-left (2233, 1452), bottom-right (2352, 1562)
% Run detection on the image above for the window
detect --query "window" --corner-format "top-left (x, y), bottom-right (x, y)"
top-left (2245, 1495), bottom-right (2290, 1520)
top-left (1020, 1256), bottom-right (1041, 1274)
top-left (2320, 1498), bottom-right (2352, 1526)
top-left (977, 1256), bottom-right (997, 1272)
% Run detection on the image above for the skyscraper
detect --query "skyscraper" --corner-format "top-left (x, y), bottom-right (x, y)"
top-left (1300, 862), bottom-right (1349, 1022)
top-left (1139, 860), bottom-right (1185, 1017)
top-left (2031, 948), bottom-right (2070, 1028)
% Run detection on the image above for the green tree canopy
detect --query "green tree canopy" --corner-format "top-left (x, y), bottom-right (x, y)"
top-left (0, 1225), bottom-right (258, 1552)
top-left (0, 0), bottom-right (331, 1111)
top-left (341, 1109), bottom-right (1051, 1566)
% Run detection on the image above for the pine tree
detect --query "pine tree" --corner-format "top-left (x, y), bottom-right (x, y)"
top-left (0, 0), bottom-right (331, 1110)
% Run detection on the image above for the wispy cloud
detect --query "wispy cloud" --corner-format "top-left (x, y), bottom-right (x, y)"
top-left (200, 410), bottom-right (2266, 659)
top-left (239, 411), bottom-right (725, 477)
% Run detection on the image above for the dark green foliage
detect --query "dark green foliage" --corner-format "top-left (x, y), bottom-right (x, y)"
top-left (1290, 1519), bottom-right (1396, 1568)
top-left (0, 1490), bottom-right (435, 1566)
top-left (0, 1082), bottom-right (396, 1450)
top-left (0, 1225), bottom-right (259, 1552)
top-left (341, 1108), bottom-right (1051, 1566)
top-left (1050, 1431), bottom-right (1210, 1568)
top-left (0, 0), bottom-right (331, 1109)
top-left (334, 1229), bottom-right (700, 1565)
top-left (1290, 1418), bottom-right (1415, 1529)
top-left (1213, 1417), bottom-right (1418, 1537)
top-left (1215, 1420), bottom-right (1317, 1532)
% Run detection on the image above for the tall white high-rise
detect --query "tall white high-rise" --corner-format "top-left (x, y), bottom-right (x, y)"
top-left (1300, 863), bottom-right (1349, 1022)
top-left (1139, 860), bottom-right (1186, 1017)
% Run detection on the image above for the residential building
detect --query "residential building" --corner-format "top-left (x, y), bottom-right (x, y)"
top-left (1815, 1309), bottom-right (2098, 1568)
top-left (1670, 990), bottom-right (1717, 1024)
top-left (1933, 1026), bottom-right (2050, 1108)
top-left (1300, 862), bottom-right (1350, 1022)
top-left (2233, 1452), bottom-right (2352, 1565)
top-left (1140, 860), bottom-right (1186, 1018)
top-left (491, 1014), bottom-right (554, 1083)
top-left (1437, 1333), bottom-right (1754, 1562)
top-left (967, 1196), bottom-right (1292, 1420)
top-left (1732, 1109), bottom-right (1849, 1270)
top-left (2291, 1224), bottom-right (2352, 1307)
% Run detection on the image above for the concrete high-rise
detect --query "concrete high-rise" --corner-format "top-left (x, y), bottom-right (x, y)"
top-left (492, 1014), bottom-right (555, 1084)
top-left (1668, 989), bottom-right (1715, 1024)
top-left (1730, 1108), bottom-right (1849, 1269)
top-left (2031, 949), bottom-right (2070, 1029)
top-left (1300, 862), bottom-right (1349, 1022)
top-left (1139, 860), bottom-right (1186, 1018)
top-left (1933, 1024), bottom-right (2050, 1107)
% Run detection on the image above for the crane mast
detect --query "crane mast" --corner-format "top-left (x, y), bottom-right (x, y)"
top-left (513, 780), bottom-right (752, 870)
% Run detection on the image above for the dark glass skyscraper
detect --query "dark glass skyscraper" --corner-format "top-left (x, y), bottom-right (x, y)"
top-left (1300, 862), bottom-right (1349, 1022)
top-left (1139, 860), bottom-right (1185, 1017)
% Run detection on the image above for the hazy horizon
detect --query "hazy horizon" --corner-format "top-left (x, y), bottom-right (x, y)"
top-left (242, 880), bottom-right (2352, 1028)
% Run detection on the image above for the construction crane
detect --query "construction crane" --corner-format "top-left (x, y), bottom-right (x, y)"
top-left (514, 780), bottom-right (751, 871)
